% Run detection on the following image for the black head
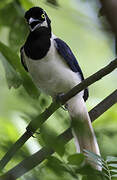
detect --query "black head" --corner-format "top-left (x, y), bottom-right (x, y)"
top-left (25, 7), bottom-right (51, 32)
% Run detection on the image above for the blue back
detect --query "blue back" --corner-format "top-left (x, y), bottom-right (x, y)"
top-left (54, 38), bottom-right (89, 101)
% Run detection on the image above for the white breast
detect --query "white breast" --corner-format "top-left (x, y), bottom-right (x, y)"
top-left (23, 36), bottom-right (83, 98)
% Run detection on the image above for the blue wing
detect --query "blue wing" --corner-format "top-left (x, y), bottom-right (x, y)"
top-left (54, 38), bottom-right (89, 101)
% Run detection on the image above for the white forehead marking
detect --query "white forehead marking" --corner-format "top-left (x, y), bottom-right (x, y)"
top-left (29, 17), bottom-right (39, 24)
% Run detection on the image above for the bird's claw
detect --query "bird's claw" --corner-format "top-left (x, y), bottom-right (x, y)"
top-left (26, 128), bottom-right (40, 138)
top-left (31, 131), bottom-right (40, 138)
top-left (61, 105), bottom-right (68, 111)
top-left (35, 131), bottom-right (40, 135)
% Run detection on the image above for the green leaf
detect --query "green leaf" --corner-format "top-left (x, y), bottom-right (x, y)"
top-left (0, 53), bottom-right (22, 89)
top-left (86, 159), bottom-right (102, 169)
top-left (0, 41), bottom-right (24, 72)
top-left (19, 0), bottom-right (34, 9)
top-left (7, 2), bottom-right (28, 52)
top-left (108, 164), bottom-right (117, 168)
top-left (0, 41), bottom-right (40, 98)
top-left (0, 2), bottom-right (27, 52)
top-left (76, 164), bottom-right (99, 175)
top-left (106, 156), bottom-right (117, 163)
top-left (0, 2), bottom-right (23, 27)
top-left (47, 156), bottom-right (77, 178)
top-left (110, 169), bottom-right (117, 173)
top-left (9, 17), bottom-right (28, 52)
top-left (47, 156), bottom-right (69, 175)
top-left (82, 175), bottom-right (88, 180)
top-left (102, 165), bottom-right (109, 172)
top-left (67, 153), bottom-right (85, 166)
top-left (82, 175), bottom-right (103, 180)
top-left (83, 150), bottom-right (107, 174)
top-left (102, 173), bottom-right (110, 179)
top-left (112, 174), bottom-right (117, 178)
top-left (0, 0), bottom-right (13, 9)
top-left (46, 0), bottom-right (59, 6)
top-left (40, 125), bottom-right (65, 156)
top-left (84, 149), bottom-right (103, 164)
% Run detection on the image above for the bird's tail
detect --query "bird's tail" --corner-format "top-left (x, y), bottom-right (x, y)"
top-left (67, 94), bottom-right (101, 170)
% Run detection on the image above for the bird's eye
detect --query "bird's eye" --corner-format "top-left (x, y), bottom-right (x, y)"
top-left (41, 13), bottom-right (45, 19)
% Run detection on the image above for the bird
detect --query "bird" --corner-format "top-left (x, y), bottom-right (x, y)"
top-left (20, 7), bottom-right (101, 169)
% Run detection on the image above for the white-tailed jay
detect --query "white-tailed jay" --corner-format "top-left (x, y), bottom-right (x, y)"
top-left (20, 7), bottom-right (100, 169)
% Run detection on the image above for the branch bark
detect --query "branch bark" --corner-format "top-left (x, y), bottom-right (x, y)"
top-left (0, 58), bottom-right (117, 171)
top-left (90, 89), bottom-right (117, 121)
top-left (60, 59), bottom-right (117, 104)
top-left (1, 89), bottom-right (117, 179)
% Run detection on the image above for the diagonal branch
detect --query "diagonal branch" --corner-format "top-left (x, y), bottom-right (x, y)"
top-left (0, 58), bottom-right (117, 171)
top-left (1, 89), bottom-right (117, 179)
top-left (26, 58), bottom-right (117, 133)
top-left (60, 59), bottom-right (117, 104)
top-left (90, 89), bottom-right (117, 121)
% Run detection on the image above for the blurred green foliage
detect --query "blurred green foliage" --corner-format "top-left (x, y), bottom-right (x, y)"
top-left (0, 0), bottom-right (117, 179)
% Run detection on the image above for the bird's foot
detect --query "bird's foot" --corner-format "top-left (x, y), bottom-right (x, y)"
top-left (26, 127), bottom-right (40, 138)
top-left (61, 106), bottom-right (68, 111)
top-left (55, 93), bottom-right (68, 111)
top-left (55, 92), bottom-right (64, 102)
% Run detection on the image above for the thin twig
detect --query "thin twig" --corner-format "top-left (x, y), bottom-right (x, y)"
top-left (1, 89), bottom-right (117, 179)
top-left (0, 58), bottom-right (117, 171)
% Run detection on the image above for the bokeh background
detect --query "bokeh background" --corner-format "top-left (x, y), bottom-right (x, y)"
top-left (0, 0), bottom-right (117, 179)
